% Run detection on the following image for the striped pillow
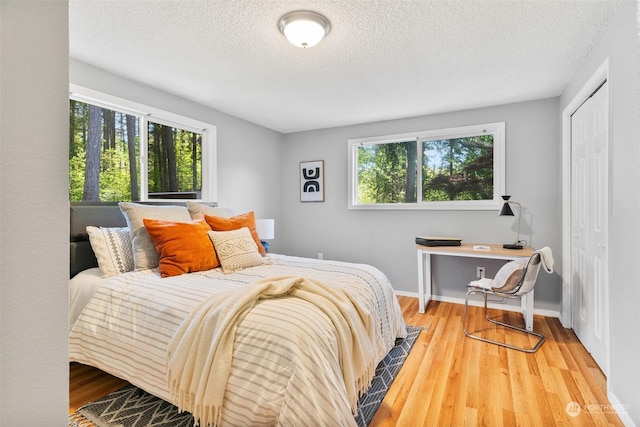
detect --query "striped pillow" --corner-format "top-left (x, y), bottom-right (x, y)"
top-left (86, 226), bottom-right (134, 277)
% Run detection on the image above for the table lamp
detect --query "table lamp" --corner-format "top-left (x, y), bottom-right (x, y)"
top-left (499, 195), bottom-right (524, 249)
top-left (255, 219), bottom-right (275, 252)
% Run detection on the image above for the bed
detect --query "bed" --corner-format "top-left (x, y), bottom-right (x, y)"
top-left (69, 201), bottom-right (407, 427)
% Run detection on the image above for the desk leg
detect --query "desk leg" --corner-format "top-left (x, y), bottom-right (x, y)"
top-left (417, 250), bottom-right (425, 313)
top-left (521, 289), bottom-right (534, 332)
top-left (417, 250), bottom-right (432, 314)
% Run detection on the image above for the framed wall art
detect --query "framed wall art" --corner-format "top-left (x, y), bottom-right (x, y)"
top-left (300, 160), bottom-right (324, 202)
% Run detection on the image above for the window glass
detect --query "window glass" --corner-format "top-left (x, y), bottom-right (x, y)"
top-left (69, 100), bottom-right (140, 201)
top-left (355, 140), bottom-right (417, 204)
top-left (421, 135), bottom-right (493, 202)
top-left (147, 121), bottom-right (202, 199)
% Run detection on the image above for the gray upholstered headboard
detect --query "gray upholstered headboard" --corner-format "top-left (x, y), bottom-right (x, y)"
top-left (69, 201), bottom-right (218, 277)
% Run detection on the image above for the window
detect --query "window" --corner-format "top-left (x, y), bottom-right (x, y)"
top-left (69, 85), bottom-right (216, 202)
top-left (348, 122), bottom-right (505, 210)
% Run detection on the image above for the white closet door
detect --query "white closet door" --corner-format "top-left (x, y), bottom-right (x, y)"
top-left (570, 81), bottom-right (609, 375)
top-left (571, 93), bottom-right (592, 352)
top-left (588, 82), bottom-right (609, 374)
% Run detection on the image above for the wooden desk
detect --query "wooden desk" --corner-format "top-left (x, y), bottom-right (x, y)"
top-left (417, 243), bottom-right (536, 331)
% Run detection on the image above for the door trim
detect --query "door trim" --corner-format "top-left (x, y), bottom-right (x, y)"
top-left (561, 57), bottom-right (610, 329)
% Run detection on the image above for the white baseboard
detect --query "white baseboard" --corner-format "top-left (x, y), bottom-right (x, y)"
top-left (393, 290), bottom-right (419, 298)
top-left (393, 290), bottom-right (560, 318)
top-left (607, 391), bottom-right (635, 427)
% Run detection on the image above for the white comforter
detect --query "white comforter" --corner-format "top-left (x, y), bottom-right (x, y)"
top-left (69, 254), bottom-right (406, 426)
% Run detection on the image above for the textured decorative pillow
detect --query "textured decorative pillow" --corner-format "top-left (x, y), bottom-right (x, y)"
top-left (118, 202), bottom-right (192, 270)
top-left (143, 215), bottom-right (218, 277)
top-left (86, 226), bottom-right (134, 278)
top-left (204, 211), bottom-right (266, 256)
top-left (491, 260), bottom-right (525, 292)
top-left (186, 201), bottom-right (235, 220)
top-left (208, 228), bottom-right (265, 273)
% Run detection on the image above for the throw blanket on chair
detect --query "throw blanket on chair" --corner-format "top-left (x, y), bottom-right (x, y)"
top-left (537, 246), bottom-right (554, 273)
top-left (166, 275), bottom-right (376, 427)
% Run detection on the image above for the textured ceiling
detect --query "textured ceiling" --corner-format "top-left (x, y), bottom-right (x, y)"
top-left (69, 0), bottom-right (621, 133)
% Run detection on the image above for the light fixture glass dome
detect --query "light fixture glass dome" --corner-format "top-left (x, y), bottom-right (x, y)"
top-left (278, 11), bottom-right (331, 48)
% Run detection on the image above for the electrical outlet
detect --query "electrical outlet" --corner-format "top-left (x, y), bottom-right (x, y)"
top-left (317, 252), bottom-right (324, 260)
top-left (477, 266), bottom-right (485, 279)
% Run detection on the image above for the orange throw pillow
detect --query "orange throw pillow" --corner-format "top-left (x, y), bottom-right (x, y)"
top-left (143, 215), bottom-right (218, 277)
top-left (204, 211), bottom-right (266, 256)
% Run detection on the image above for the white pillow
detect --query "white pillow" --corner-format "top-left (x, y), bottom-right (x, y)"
top-left (208, 227), bottom-right (265, 273)
top-left (118, 202), bottom-right (192, 270)
top-left (86, 226), bottom-right (134, 277)
top-left (491, 260), bottom-right (525, 292)
top-left (186, 201), bottom-right (235, 219)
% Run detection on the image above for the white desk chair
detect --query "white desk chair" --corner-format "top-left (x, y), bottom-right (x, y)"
top-left (462, 247), bottom-right (553, 353)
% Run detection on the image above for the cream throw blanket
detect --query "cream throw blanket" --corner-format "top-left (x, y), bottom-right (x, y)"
top-left (537, 246), bottom-right (554, 273)
top-left (166, 275), bottom-right (376, 427)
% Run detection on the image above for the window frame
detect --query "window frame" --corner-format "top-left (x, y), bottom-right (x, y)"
top-left (348, 122), bottom-right (505, 210)
top-left (69, 84), bottom-right (217, 202)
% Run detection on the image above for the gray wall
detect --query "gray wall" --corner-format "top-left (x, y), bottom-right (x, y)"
top-left (0, 1), bottom-right (70, 424)
top-left (70, 60), bottom-right (286, 252)
top-left (559, 1), bottom-right (640, 424)
top-left (281, 98), bottom-right (562, 312)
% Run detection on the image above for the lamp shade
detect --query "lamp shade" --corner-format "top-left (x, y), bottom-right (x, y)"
top-left (499, 195), bottom-right (515, 216)
top-left (279, 11), bottom-right (331, 48)
top-left (255, 219), bottom-right (275, 240)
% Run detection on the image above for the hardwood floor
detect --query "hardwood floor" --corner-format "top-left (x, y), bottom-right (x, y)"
top-left (70, 297), bottom-right (623, 426)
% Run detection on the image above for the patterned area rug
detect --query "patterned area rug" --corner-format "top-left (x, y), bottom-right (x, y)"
top-left (70, 325), bottom-right (422, 427)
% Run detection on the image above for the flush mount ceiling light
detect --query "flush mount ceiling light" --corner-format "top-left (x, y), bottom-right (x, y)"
top-left (278, 11), bottom-right (331, 48)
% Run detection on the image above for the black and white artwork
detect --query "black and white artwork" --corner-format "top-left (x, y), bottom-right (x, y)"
top-left (300, 160), bottom-right (324, 202)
